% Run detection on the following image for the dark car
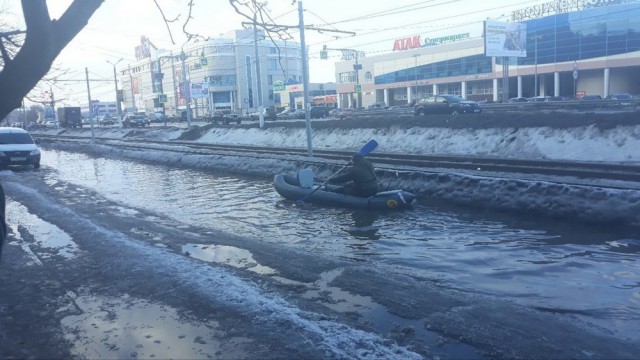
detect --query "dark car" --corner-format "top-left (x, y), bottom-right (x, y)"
top-left (414, 95), bottom-right (482, 116)
top-left (579, 95), bottom-right (602, 102)
top-left (250, 108), bottom-right (277, 121)
top-left (122, 115), bottom-right (148, 127)
top-left (295, 107), bottom-right (330, 119)
top-left (0, 127), bottom-right (41, 169)
top-left (610, 93), bottom-right (633, 106)
top-left (211, 110), bottom-right (241, 125)
top-left (99, 115), bottom-right (116, 126)
top-left (309, 106), bottom-right (330, 119)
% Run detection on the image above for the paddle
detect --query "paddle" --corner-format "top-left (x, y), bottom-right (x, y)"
top-left (299, 139), bottom-right (378, 203)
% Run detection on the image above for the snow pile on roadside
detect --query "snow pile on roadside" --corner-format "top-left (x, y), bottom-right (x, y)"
top-left (194, 124), bottom-right (640, 163)
top-left (33, 122), bottom-right (640, 163)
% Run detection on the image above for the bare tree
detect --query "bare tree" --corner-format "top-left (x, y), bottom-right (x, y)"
top-left (0, 0), bottom-right (104, 120)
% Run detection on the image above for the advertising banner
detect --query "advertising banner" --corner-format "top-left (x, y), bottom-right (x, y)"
top-left (484, 21), bottom-right (527, 57)
top-left (190, 83), bottom-right (209, 99)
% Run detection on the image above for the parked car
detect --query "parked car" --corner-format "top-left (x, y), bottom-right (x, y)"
top-left (249, 108), bottom-right (277, 121)
top-left (294, 107), bottom-right (329, 119)
top-left (150, 112), bottom-right (167, 123)
top-left (99, 115), bottom-right (116, 126)
top-left (546, 96), bottom-right (572, 102)
top-left (508, 97), bottom-right (528, 103)
top-left (609, 93), bottom-right (633, 106)
top-left (277, 108), bottom-right (299, 119)
top-left (366, 102), bottom-right (387, 110)
top-left (333, 108), bottom-right (358, 120)
top-left (0, 127), bottom-right (41, 169)
top-left (414, 95), bottom-right (482, 116)
top-left (44, 120), bottom-right (59, 128)
top-left (211, 110), bottom-right (241, 125)
top-left (309, 106), bottom-right (331, 119)
top-left (527, 96), bottom-right (551, 102)
top-left (122, 115), bottom-right (149, 127)
top-left (579, 95), bottom-right (603, 102)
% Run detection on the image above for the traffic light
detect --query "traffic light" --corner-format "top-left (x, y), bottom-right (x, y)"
top-left (320, 45), bottom-right (328, 60)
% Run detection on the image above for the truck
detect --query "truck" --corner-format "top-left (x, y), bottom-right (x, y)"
top-left (57, 107), bottom-right (83, 128)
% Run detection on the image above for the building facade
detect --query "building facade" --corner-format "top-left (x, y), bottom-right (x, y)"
top-left (119, 30), bottom-right (304, 117)
top-left (335, 0), bottom-right (640, 108)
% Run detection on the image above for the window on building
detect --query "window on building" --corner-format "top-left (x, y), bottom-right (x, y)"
top-left (208, 75), bottom-right (236, 86)
top-left (364, 71), bottom-right (372, 82)
top-left (269, 47), bottom-right (277, 54)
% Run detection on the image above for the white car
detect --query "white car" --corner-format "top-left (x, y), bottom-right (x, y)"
top-left (0, 127), bottom-right (41, 169)
top-left (45, 120), bottom-right (59, 128)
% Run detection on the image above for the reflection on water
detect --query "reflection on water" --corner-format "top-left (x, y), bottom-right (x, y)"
top-left (42, 149), bottom-right (640, 340)
top-left (60, 291), bottom-right (250, 359)
top-left (182, 243), bottom-right (277, 275)
top-left (347, 210), bottom-right (381, 240)
top-left (6, 200), bottom-right (79, 259)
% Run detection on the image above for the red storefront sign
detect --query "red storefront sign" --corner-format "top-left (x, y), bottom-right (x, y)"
top-left (393, 36), bottom-right (421, 51)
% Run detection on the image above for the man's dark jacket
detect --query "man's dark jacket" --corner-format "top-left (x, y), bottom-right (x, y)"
top-left (330, 157), bottom-right (378, 197)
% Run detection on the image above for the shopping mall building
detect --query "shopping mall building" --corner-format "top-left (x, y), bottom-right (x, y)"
top-left (119, 30), bottom-right (305, 117)
top-left (335, 0), bottom-right (640, 108)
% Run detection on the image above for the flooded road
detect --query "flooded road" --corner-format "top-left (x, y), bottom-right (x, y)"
top-left (1, 148), bottom-right (639, 359)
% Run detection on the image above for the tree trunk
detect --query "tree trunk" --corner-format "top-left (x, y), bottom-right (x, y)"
top-left (0, 0), bottom-right (104, 120)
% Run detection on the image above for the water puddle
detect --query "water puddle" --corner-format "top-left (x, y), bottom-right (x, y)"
top-left (60, 291), bottom-right (251, 359)
top-left (182, 243), bottom-right (277, 275)
top-left (5, 199), bottom-right (79, 259)
top-left (300, 268), bottom-right (483, 359)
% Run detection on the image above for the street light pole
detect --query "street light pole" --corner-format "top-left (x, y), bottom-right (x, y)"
top-left (413, 54), bottom-right (420, 103)
top-left (532, 35), bottom-right (542, 98)
top-left (180, 51), bottom-right (192, 130)
top-left (106, 58), bottom-right (123, 127)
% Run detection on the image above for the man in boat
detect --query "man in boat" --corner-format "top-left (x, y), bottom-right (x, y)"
top-left (329, 153), bottom-right (378, 197)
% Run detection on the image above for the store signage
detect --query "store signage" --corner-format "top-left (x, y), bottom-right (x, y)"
top-left (392, 36), bottom-right (422, 51)
top-left (272, 81), bottom-right (286, 91)
top-left (511, 0), bottom-right (622, 21)
top-left (424, 33), bottom-right (470, 47)
top-left (392, 33), bottom-right (470, 51)
top-left (287, 84), bottom-right (303, 92)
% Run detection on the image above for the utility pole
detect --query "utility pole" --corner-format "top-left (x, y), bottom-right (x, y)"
top-left (298, 0), bottom-right (313, 156)
top-left (242, 1), bottom-right (354, 157)
top-left (572, 61), bottom-right (579, 99)
top-left (180, 51), bottom-right (192, 130)
top-left (413, 54), bottom-right (420, 103)
top-left (253, 11), bottom-right (265, 128)
top-left (128, 64), bottom-right (136, 114)
top-left (532, 35), bottom-right (542, 98)
top-left (354, 51), bottom-right (361, 109)
top-left (171, 52), bottom-right (179, 118)
top-left (85, 67), bottom-right (95, 141)
top-left (106, 58), bottom-right (123, 127)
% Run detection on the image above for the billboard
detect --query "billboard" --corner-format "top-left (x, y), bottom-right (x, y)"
top-left (190, 83), bottom-right (209, 99)
top-left (484, 21), bottom-right (527, 57)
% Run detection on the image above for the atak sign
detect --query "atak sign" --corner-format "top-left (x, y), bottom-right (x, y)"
top-left (392, 33), bottom-right (469, 51)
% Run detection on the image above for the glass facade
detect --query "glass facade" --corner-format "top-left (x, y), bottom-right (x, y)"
top-left (521, 3), bottom-right (640, 65)
top-left (373, 3), bottom-right (640, 85)
top-left (375, 55), bottom-right (493, 84)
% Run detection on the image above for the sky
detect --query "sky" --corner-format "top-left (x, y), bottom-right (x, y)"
top-left (1, 0), bottom-right (548, 106)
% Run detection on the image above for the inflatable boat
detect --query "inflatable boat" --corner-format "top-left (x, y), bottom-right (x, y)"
top-left (273, 169), bottom-right (416, 210)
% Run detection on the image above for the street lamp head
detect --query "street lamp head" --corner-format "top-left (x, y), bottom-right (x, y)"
top-left (107, 58), bottom-right (124, 67)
